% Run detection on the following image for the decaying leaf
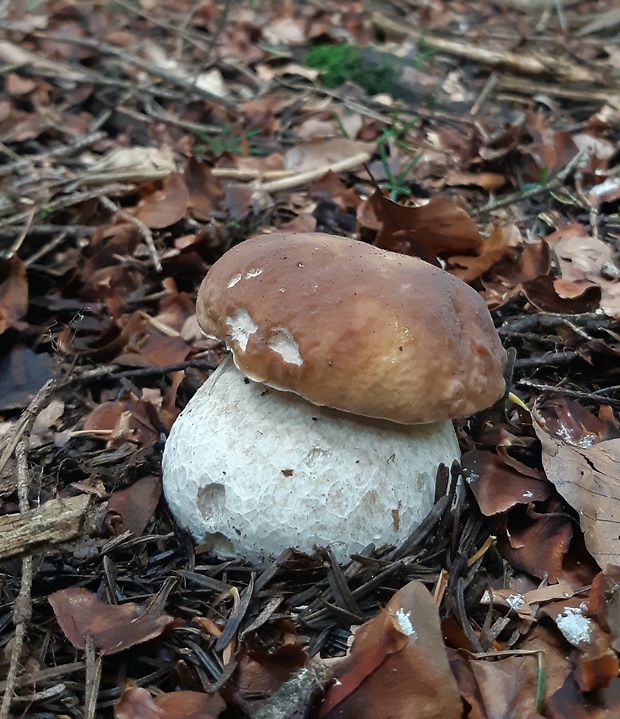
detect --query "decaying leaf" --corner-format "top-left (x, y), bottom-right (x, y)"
top-left (134, 173), bottom-right (189, 228)
top-left (49, 587), bottom-right (175, 655)
top-left (468, 654), bottom-right (541, 719)
top-left (184, 159), bottom-right (224, 221)
top-left (87, 145), bottom-right (176, 180)
top-left (533, 407), bottom-right (620, 568)
top-left (462, 449), bottom-right (551, 515)
top-left (284, 138), bottom-right (375, 173)
top-left (499, 504), bottom-right (573, 582)
top-left (544, 224), bottom-right (620, 320)
top-left (108, 475), bottom-right (161, 536)
top-left (359, 190), bottom-right (483, 261)
top-left (83, 392), bottom-right (161, 447)
top-left (0, 255), bottom-right (28, 335)
top-left (115, 683), bottom-right (224, 719)
top-left (320, 580), bottom-right (461, 719)
top-left (449, 224), bottom-right (522, 283)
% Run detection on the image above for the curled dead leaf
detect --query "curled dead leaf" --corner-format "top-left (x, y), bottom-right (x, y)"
top-left (320, 580), bottom-right (461, 719)
top-left (134, 173), bottom-right (189, 229)
top-left (49, 587), bottom-right (175, 655)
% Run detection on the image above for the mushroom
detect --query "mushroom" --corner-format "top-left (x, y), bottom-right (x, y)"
top-left (162, 232), bottom-right (506, 562)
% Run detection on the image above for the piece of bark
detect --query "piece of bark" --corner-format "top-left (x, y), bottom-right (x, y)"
top-left (0, 495), bottom-right (90, 558)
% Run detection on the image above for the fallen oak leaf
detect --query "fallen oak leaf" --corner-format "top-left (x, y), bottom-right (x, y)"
top-left (49, 584), bottom-right (175, 655)
top-left (362, 189), bottom-right (483, 260)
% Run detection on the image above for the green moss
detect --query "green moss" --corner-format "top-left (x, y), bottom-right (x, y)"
top-left (305, 43), bottom-right (396, 96)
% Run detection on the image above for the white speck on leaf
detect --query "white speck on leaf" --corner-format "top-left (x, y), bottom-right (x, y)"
top-left (395, 607), bottom-right (416, 639)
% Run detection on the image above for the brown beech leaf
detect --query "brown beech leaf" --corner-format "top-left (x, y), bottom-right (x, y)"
top-left (462, 449), bottom-right (551, 516)
top-left (115, 683), bottom-right (224, 719)
top-left (83, 393), bottom-right (160, 448)
top-left (320, 580), bottom-right (461, 719)
top-left (533, 408), bottom-right (620, 568)
top-left (480, 240), bottom-right (550, 310)
top-left (448, 224), bottom-right (522, 283)
top-left (0, 255), bottom-right (28, 335)
top-left (365, 190), bottom-right (482, 259)
top-left (546, 675), bottom-right (620, 719)
top-left (468, 655), bottom-right (541, 719)
top-left (235, 644), bottom-right (308, 695)
top-left (184, 159), bottom-right (223, 221)
top-left (519, 624), bottom-right (574, 701)
top-left (522, 275), bottom-right (601, 315)
top-left (134, 173), bottom-right (189, 228)
top-left (544, 224), bottom-right (620, 319)
top-left (444, 170), bottom-right (506, 191)
top-left (108, 475), bottom-right (161, 536)
top-left (49, 588), bottom-right (174, 655)
top-left (499, 505), bottom-right (573, 582)
top-left (535, 395), bottom-right (620, 446)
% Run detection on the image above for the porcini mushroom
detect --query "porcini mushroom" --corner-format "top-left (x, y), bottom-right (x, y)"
top-left (162, 232), bottom-right (506, 562)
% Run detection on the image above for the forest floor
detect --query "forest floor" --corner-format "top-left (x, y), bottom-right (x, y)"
top-left (1, 1), bottom-right (620, 717)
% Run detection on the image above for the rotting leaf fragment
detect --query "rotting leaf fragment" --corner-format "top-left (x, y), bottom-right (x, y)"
top-left (49, 587), bottom-right (175, 655)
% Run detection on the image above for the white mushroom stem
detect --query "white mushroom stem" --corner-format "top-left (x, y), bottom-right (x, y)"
top-left (162, 358), bottom-right (461, 563)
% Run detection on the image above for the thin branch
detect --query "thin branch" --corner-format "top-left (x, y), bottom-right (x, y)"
top-left (0, 443), bottom-right (34, 719)
top-left (99, 195), bottom-right (162, 272)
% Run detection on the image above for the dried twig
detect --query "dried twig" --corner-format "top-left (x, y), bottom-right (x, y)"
top-left (84, 632), bottom-right (102, 719)
top-left (472, 150), bottom-right (585, 215)
top-left (371, 11), bottom-right (596, 83)
top-left (260, 152), bottom-right (372, 193)
top-left (517, 380), bottom-right (620, 406)
top-left (0, 183), bottom-right (135, 231)
top-left (99, 195), bottom-right (162, 272)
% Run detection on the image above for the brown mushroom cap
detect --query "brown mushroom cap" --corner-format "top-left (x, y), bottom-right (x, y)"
top-left (197, 232), bottom-right (506, 424)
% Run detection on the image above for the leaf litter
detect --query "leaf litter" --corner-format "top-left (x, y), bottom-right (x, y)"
top-left (0, 0), bottom-right (619, 717)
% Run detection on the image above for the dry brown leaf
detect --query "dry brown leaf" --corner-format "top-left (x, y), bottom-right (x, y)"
top-left (546, 675), bottom-right (620, 719)
top-left (235, 644), bottom-right (308, 695)
top-left (320, 580), bottom-right (461, 719)
top-left (542, 597), bottom-right (619, 691)
top-left (444, 170), bottom-right (506, 191)
top-left (184, 159), bottom-right (224, 221)
top-left (499, 504), bottom-right (573, 582)
top-left (449, 224), bottom-right (522, 283)
top-left (134, 173), bottom-right (189, 229)
top-left (533, 409), bottom-right (620, 568)
top-left (115, 683), bottom-right (224, 719)
top-left (480, 240), bottom-right (551, 310)
top-left (88, 145), bottom-right (175, 179)
top-left (49, 587), bottom-right (175, 655)
top-left (361, 190), bottom-right (482, 261)
top-left (108, 476), bottom-right (161, 536)
top-left (462, 449), bottom-right (551, 515)
top-left (544, 224), bottom-right (620, 319)
top-left (468, 655), bottom-right (541, 719)
top-left (83, 393), bottom-right (160, 447)
top-left (522, 275), bottom-right (601, 315)
top-left (0, 255), bottom-right (28, 335)
top-left (285, 138), bottom-right (375, 173)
